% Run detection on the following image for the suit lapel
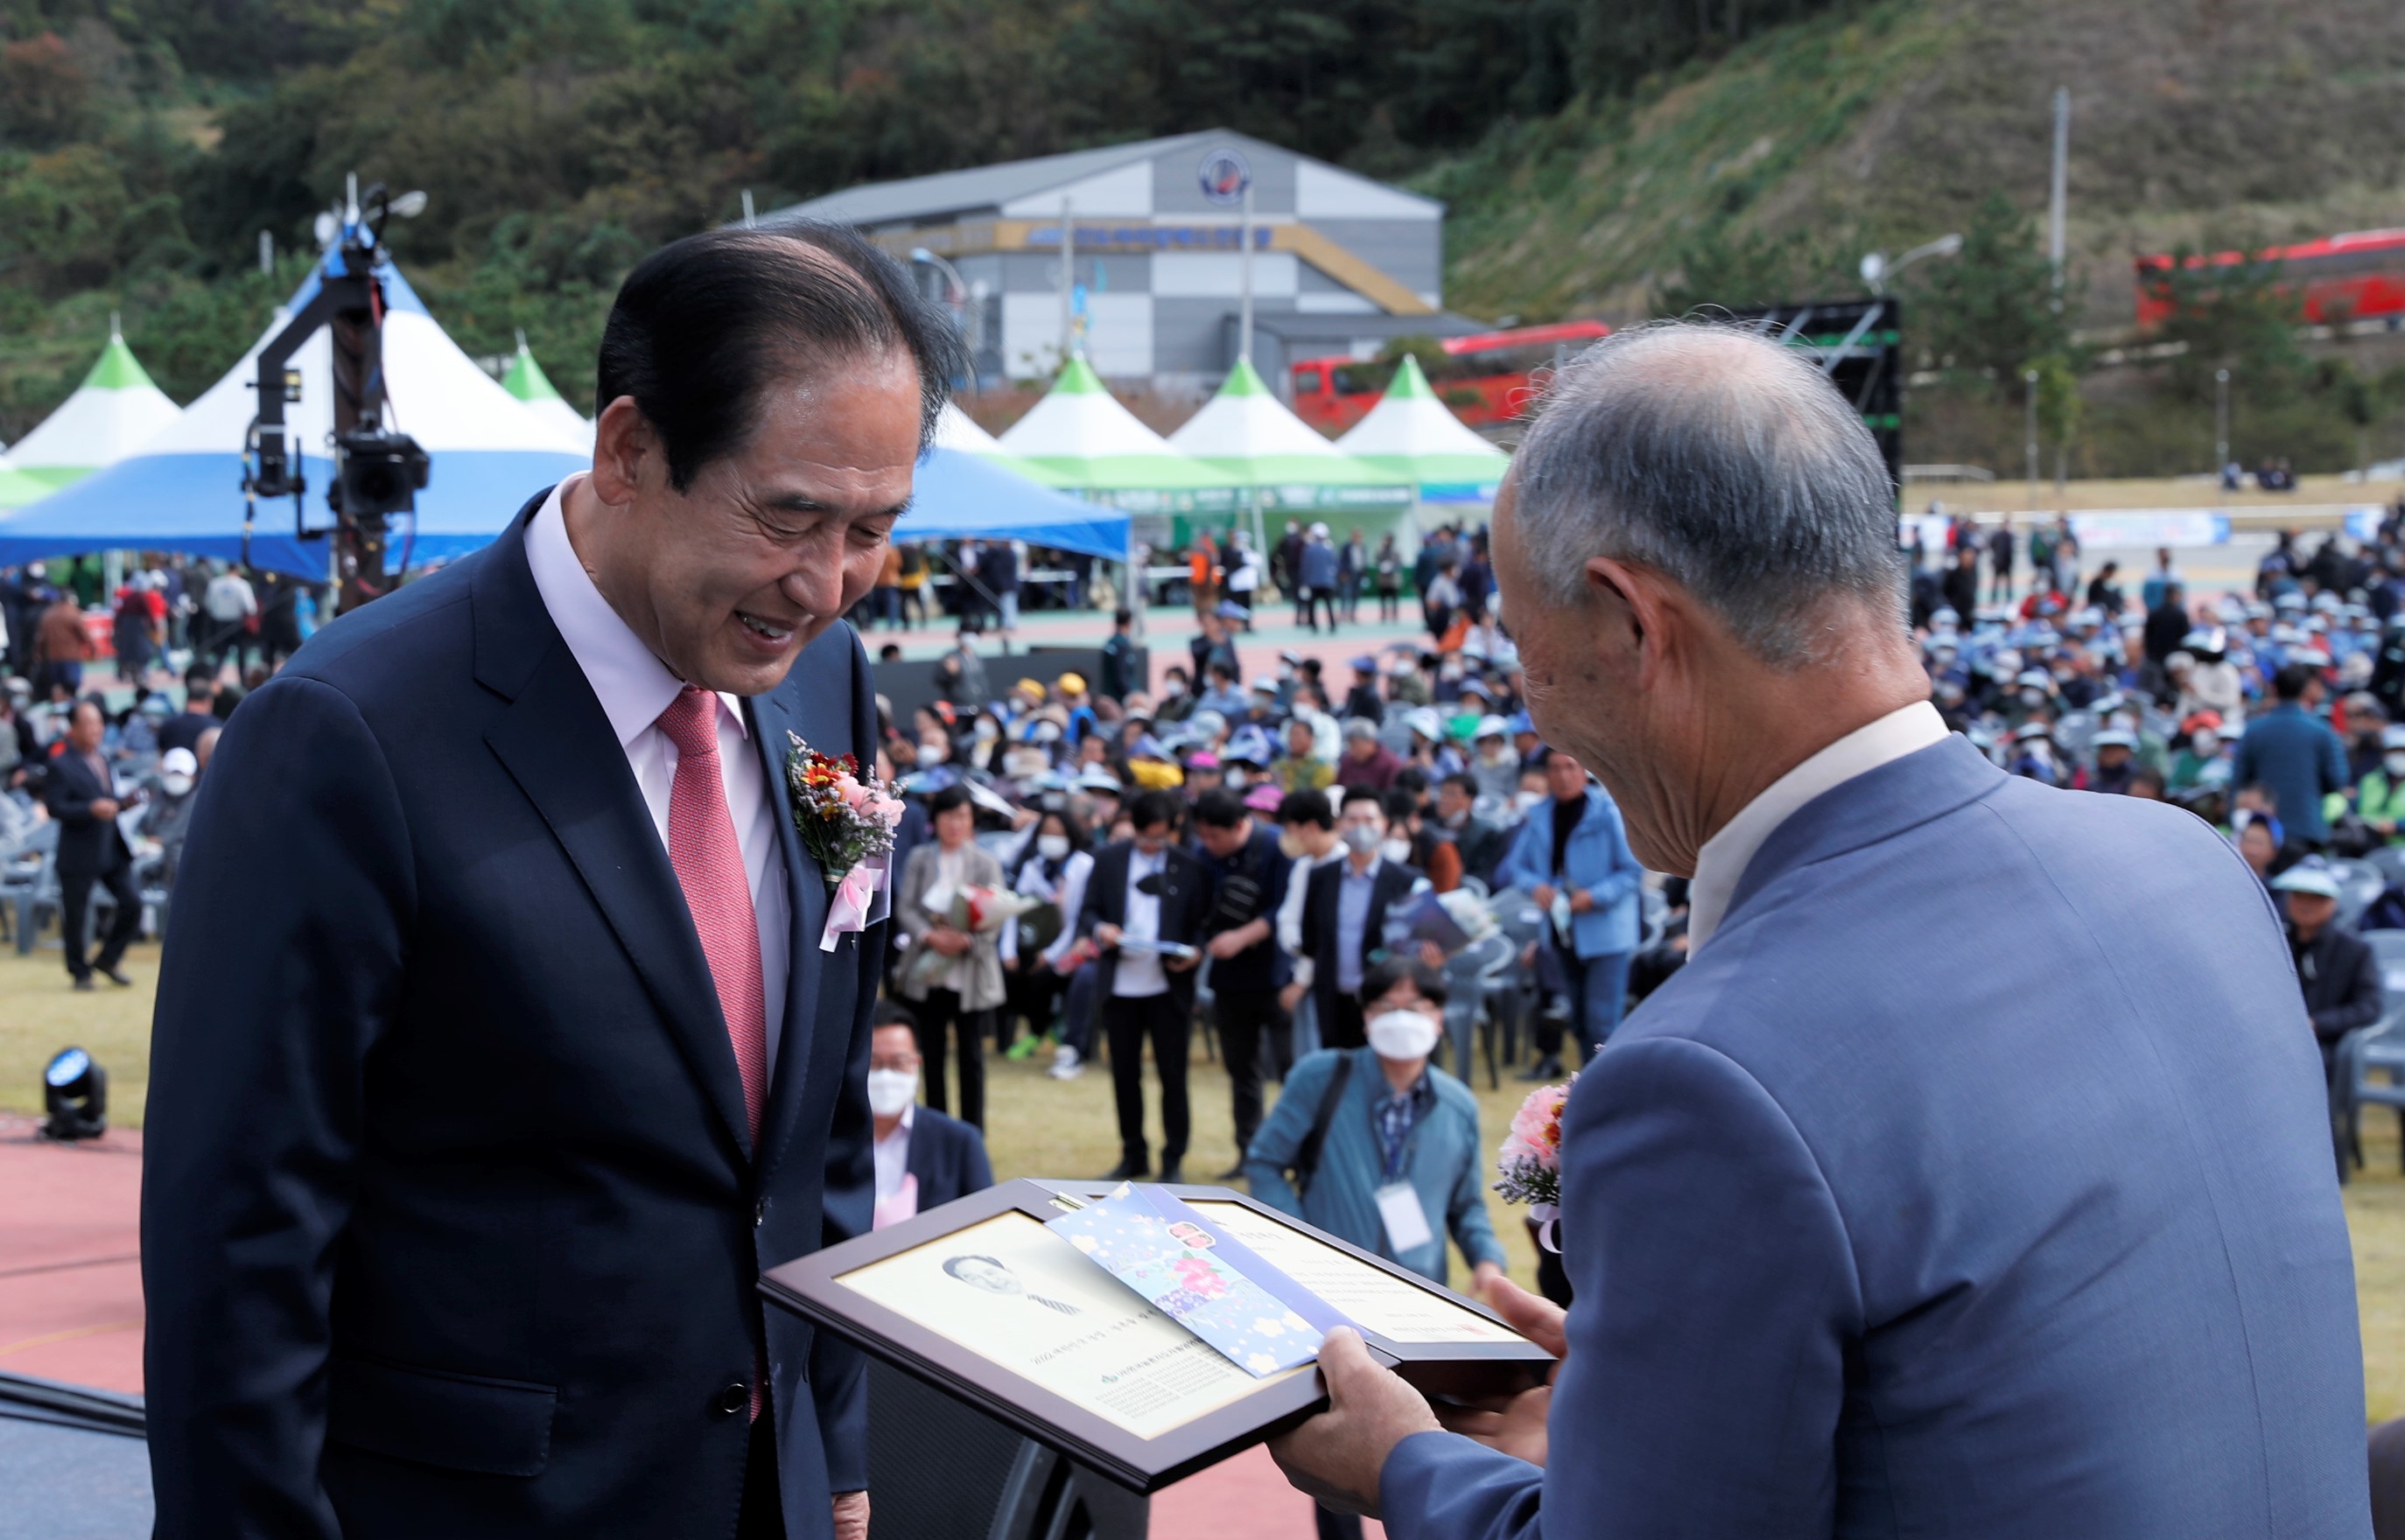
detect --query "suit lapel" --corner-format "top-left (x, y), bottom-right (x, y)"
top-left (750, 627), bottom-right (863, 1180)
top-left (475, 529), bottom-right (754, 1158)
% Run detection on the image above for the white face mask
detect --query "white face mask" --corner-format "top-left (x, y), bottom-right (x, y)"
top-left (1368, 1008), bottom-right (1442, 1063)
top-left (1341, 822), bottom-right (1382, 856)
top-left (1224, 768), bottom-right (1248, 790)
top-left (973, 719), bottom-right (999, 741)
top-left (161, 773), bottom-right (193, 797)
top-left (2192, 732), bottom-right (2219, 757)
top-left (866, 1068), bottom-right (918, 1118)
top-left (1036, 834), bottom-right (1071, 861)
top-left (2385, 752), bottom-right (2405, 778)
top-left (1514, 789), bottom-right (1545, 814)
top-left (1379, 836), bottom-right (1413, 864)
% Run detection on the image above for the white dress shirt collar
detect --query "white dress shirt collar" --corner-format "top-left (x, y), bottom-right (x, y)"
top-left (1686, 701), bottom-right (1949, 956)
top-left (523, 473), bottom-right (749, 752)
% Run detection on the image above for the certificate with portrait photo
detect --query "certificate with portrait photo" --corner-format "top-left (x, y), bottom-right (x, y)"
top-left (761, 1179), bottom-right (1553, 1492)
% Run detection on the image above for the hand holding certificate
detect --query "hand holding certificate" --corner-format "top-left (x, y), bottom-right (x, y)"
top-left (761, 1179), bottom-right (1552, 1492)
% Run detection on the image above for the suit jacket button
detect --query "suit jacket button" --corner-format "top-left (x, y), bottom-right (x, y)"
top-left (717, 1381), bottom-right (751, 1416)
top-left (754, 1199), bottom-right (766, 1228)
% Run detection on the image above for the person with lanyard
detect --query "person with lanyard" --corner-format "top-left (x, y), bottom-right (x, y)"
top-left (1245, 956), bottom-right (1508, 1540)
top-left (1192, 788), bottom-right (1298, 1177)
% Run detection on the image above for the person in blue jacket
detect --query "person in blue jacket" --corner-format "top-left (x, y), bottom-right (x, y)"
top-left (1247, 955), bottom-right (1507, 1540)
top-left (1495, 747), bottom-right (1643, 1072)
top-left (1267, 322), bottom-right (2366, 1539)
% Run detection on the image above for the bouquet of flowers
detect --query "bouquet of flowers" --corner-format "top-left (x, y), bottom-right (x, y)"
top-left (1494, 1075), bottom-right (1574, 1253)
top-left (785, 733), bottom-right (906, 950)
top-left (900, 884), bottom-right (1048, 994)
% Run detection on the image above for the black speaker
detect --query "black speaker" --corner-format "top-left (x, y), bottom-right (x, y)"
top-left (865, 1358), bottom-right (1148, 1540)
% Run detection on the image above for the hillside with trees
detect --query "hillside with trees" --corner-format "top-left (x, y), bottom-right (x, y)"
top-left (2, 0), bottom-right (2400, 479)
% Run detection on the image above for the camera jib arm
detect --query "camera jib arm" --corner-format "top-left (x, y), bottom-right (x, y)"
top-left (242, 180), bottom-right (430, 614)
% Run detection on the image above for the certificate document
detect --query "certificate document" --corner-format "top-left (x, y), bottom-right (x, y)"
top-left (834, 1211), bottom-right (1307, 1440)
top-left (1188, 1200), bottom-right (1522, 1344)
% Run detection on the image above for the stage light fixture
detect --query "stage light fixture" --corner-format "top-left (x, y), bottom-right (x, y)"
top-left (42, 1046), bottom-right (108, 1142)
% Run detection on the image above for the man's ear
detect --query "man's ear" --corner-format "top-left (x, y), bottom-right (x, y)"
top-left (589, 396), bottom-right (653, 505)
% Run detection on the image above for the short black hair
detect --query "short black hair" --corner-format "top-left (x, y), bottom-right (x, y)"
top-left (1114, 608), bottom-right (1133, 627)
top-left (1193, 788), bottom-right (1251, 829)
top-left (1441, 771), bottom-right (1478, 799)
top-left (1340, 785), bottom-right (1385, 813)
top-left (2275, 662), bottom-right (2319, 700)
top-left (1380, 788), bottom-right (1420, 825)
top-left (596, 221), bottom-right (966, 491)
top-left (183, 664), bottom-right (215, 693)
top-left (1128, 789), bottom-right (1182, 831)
top-left (872, 998), bottom-right (917, 1031)
top-left (926, 783), bottom-right (973, 816)
top-left (1362, 956), bottom-right (1448, 1011)
top-left (1277, 788), bottom-right (1334, 830)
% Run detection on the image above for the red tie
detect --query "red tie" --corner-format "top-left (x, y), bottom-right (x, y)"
top-left (657, 687), bottom-right (768, 1146)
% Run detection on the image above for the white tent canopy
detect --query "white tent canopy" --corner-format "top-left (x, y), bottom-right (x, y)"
top-left (7, 319), bottom-right (181, 486)
top-left (501, 331), bottom-right (595, 452)
top-left (1334, 354), bottom-right (1510, 503)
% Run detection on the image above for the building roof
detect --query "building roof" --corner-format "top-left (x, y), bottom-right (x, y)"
top-left (766, 130), bottom-right (1440, 228)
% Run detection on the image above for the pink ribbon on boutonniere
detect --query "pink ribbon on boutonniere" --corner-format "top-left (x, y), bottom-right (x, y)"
top-left (820, 853), bottom-right (887, 952)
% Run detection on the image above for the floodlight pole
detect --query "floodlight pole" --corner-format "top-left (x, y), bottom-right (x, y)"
top-left (1238, 180), bottom-right (1254, 365)
top-left (1058, 198), bottom-right (1075, 371)
top-left (2048, 87), bottom-right (2070, 312)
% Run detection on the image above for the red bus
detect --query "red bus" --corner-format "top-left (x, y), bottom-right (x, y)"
top-left (2134, 228), bottom-right (2405, 329)
top-left (1289, 319), bottom-right (1611, 433)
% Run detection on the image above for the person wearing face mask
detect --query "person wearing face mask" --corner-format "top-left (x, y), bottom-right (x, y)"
top-left (1384, 787), bottom-right (1459, 892)
top-left (144, 745), bottom-right (204, 891)
top-left (2170, 711), bottom-right (2231, 796)
top-left (864, 1004), bottom-right (992, 1231)
top-left (2347, 724), bottom-right (2405, 844)
top-left (895, 784), bottom-right (1008, 1129)
top-left (1245, 957), bottom-right (1507, 1540)
top-left (998, 808), bottom-right (1094, 1064)
top-left (1298, 788), bottom-right (1424, 1052)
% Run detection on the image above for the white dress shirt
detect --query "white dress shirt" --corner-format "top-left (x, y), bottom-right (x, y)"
top-left (1112, 845), bottom-right (1170, 998)
top-left (524, 474), bottom-right (791, 1076)
top-left (1686, 701), bottom-right (1950, 956)
top-left (873, 1103), bottom-right (915, 1206)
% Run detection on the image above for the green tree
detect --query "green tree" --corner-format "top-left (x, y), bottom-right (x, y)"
top-left (1904, 192), bottom-right (2069, 386)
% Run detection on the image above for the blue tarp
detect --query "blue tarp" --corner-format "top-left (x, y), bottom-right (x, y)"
top-left (891, 449), bottom-right (1132, 563)
top-left (0, 445), bottom-right (1131, 580)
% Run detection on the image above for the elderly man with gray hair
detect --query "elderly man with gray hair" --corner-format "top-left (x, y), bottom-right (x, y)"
top-left (1272, 323), bottom-right (2368, 1536)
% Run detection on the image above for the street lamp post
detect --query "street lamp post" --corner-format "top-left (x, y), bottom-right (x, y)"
top-left (2024, 368), bottom-right (2041, 515)
top-left (909, 246), bottom-right (980, 393)
top-left (2214, 368), bottom-right (2231, 476)
top-left (1858, 232), bottom-right (1965, 296)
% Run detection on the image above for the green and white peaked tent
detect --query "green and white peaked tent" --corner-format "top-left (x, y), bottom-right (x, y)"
top-left (1167, 358), bottom-right (1410, 510)
top-left (1335, 354), bottom-right (1511, 503)
top-left (7, 319), bottom-right (181, 492)
top-left (995, 356), bottom-right (1230, 506)
top-left (501, 332), bottom-right (594, 452)
top-left (0, 448), bottom-right (53, 510)
top-left (936, 402), bottom-right (1071, 486)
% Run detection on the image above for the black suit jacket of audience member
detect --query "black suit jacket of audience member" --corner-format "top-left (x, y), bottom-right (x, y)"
top-left (43, 744), bottom-right (130, 878)
top-left (904, 1106), bottom-right (996, 1211)
top-left (1300, 855), bottom-right (1421, 1026)
top-left (1076, 838), bottom-right (1216, 1004)
top-left (141, 496), bottom-right (882, 1540)
top-left (1199, 822), bottom-right (1294, 994)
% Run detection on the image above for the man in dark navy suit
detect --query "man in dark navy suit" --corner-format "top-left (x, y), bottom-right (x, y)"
top-left (43, 696), bottom-right (140, 989)
top-left (1297, 787), bottom-right (1421, 1052)
top-left (863, 1002), bottom-right (992, 1228)
top-left (144, 224), bottom-right (964, 1540)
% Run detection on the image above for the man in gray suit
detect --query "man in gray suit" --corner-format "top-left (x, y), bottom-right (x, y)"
top-left (1272, 323), bottom-right (2370, 1536)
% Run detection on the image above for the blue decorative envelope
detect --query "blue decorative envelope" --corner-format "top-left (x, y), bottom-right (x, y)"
top-left (1048, 1184), bottom-right (1333, 1376)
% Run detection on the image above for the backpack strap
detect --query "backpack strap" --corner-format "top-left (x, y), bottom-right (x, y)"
top-left (1290, 1052), bottom-right (1356, 1199)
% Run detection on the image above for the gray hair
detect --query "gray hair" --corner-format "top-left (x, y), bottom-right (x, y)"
top-left (1510, 322), bottom-right (1904, 667)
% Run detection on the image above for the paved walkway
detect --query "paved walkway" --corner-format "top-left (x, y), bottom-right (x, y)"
top-left (0, 1116), bottom-right (1374, 1536)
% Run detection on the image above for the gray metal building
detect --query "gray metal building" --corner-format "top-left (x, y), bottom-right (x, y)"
top-left (765, 130), bottom-right (1479, 395)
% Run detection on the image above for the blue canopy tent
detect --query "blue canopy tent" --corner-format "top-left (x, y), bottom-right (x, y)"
top-left (894, 447), bottom-right (1132, 563)
top-left (0, 259), bottom-right (592, 581)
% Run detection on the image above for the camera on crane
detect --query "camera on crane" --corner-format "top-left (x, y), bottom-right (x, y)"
top-left (336, 424), bottom-right (430, 516)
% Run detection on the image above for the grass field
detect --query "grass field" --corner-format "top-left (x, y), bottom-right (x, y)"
top-left (7, 939), bottom-right (2397, 1418)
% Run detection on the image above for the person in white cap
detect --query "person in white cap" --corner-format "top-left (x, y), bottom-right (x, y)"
top-left (2269, 861), bottom-right (2382, 1119)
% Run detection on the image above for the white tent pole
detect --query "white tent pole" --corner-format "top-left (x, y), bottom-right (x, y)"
top-left (1058, 199), bottom-right (1075, 369)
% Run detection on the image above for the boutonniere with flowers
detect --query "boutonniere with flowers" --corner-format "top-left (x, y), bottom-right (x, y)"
top-left (784, 733), bottom-right (906, 951)
top-left (1494, 1074), bottom-right (1574, 1253)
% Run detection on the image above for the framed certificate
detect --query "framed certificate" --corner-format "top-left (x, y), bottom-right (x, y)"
top-left (760, 1178), bottom-right (1553, 1493)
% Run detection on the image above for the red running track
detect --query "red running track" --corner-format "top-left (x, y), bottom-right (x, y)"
top-left (0, 1116), bottom-right (1377, 1536)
